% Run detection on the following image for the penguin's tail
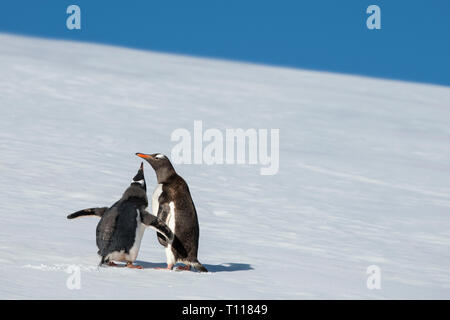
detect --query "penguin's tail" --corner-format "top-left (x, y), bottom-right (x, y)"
top-left (99, 256), bottom-right (106, 267)
top-left (190, 260), bottom-right (208, 273)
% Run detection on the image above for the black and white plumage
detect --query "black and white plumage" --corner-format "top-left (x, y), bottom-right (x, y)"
top-left (67, 162), bottom-right (174, 268)
top-left (136, 153), bottom-right (208, 272)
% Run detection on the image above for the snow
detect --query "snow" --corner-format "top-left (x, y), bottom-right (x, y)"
top-left (0, 33), bottom-right (449, 299)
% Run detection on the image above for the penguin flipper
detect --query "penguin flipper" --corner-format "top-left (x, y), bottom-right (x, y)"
top-left (67, 207), bottom-right (108, 219)
top-left (140, 208), bottom-right (174, 243)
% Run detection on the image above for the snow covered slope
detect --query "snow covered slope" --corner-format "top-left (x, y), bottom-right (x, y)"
top-left (0, 33), bottom-right (449, 299)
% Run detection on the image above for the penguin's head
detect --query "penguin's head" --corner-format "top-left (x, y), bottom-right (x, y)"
top-left (130, 162), bottom-right (146, 191)
top-left (136, 153), bottom-right (176, 183)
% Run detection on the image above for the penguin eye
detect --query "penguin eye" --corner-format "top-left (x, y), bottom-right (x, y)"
top-left (155, 154), bottom-right (165, 160)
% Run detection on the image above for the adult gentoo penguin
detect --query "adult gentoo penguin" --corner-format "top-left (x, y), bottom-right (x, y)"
top-left (136, 152), bottom-right (208, 272)
top-left (67, 163), bottom-right (174, 268)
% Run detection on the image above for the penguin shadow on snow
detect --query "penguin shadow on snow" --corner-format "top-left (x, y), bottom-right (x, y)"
top-left (135, 261), bottom-right (254, 273)
top-left (203, 263), bottom-right (254, 273)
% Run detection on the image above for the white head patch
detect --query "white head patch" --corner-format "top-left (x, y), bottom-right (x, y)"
top-left (132, 179), bottom-right (145, 186)
top-left (155, 154), bottom-right (166, 159)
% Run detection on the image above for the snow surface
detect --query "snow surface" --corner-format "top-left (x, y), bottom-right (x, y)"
top-left (0, 33), bottom-right (449, 299)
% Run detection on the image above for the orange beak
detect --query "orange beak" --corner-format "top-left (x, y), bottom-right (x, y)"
top-left (136, 153), bottom-right (152, 159)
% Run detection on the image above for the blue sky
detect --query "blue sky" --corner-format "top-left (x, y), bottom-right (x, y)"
top-left (0, 0), bottom-right (449, 86)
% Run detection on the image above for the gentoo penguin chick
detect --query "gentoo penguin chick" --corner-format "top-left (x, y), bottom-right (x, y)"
top-left (67, 163), bottom-right (174, 268)
top-left (136, 153), bottom-right (208, 272)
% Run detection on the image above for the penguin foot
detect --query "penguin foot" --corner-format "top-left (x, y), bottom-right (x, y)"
top-left (176, 265), bottom-right (191, 271)
top-left (126, 262), bottom-right (143, 269)
top-left (108, 261), bottom-right (119, 267)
